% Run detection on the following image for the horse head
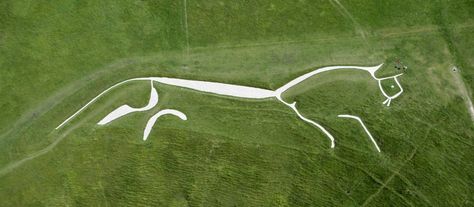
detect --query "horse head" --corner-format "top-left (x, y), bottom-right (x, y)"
top-left (374, 70), bottom-right (404, 107)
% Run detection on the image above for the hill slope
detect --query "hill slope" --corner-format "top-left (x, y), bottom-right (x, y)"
top-left (0, 0), bottom-right (473, 206)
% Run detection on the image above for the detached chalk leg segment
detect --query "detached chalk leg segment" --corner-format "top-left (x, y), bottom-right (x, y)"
top-left (337, 114), bottom-right (381, 152)
top-left (143, 109), bottom-right (187, 141)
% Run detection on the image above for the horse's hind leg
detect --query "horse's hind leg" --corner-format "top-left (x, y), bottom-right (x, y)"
top-left (278, 99), bottom-right (335, 148)
top-left (98, 80), bottom-right (159, 125)
top-left (92, 80), bottom-right (187, 140)
top-left (143, 109), bottom-right (187, 141)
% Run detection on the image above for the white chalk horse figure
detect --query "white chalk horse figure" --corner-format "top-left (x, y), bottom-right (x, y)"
top-left (56, 64), bottom-right (404, 151)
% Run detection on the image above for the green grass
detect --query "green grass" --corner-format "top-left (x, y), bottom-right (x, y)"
top-left (0, 0), bottom-right (473, 206)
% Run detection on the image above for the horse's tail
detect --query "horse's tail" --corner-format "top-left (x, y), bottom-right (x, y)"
top-left (55, 77), bottom-right (152, 129)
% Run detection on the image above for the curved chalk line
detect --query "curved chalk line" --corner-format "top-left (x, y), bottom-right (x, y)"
top-left (143, 109), bottom-right (187, 141)
top-left (55, 77), bottom-right (152, 129)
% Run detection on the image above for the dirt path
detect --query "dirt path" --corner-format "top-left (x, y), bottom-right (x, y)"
top-left (452, 68), bottom-right (474, 122)
top-left (0, 123), bottom-right (81, 177)
top-left (329, 0), bottom-right (368, 44)
top-left (0, 58), bottom-right (142, 141)
top-left (0, 88), bottom-right (134, 178)
top-left (183, 0), bottom-right (190, 56)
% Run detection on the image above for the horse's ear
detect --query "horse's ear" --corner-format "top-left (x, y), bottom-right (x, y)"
top-left (371, 63), bottom-right (383, 72)
top-left (369, 63), bottom-right (384, 77)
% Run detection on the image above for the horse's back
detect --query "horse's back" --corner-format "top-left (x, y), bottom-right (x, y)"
top-left (153, 77), bottom-right (276, 99)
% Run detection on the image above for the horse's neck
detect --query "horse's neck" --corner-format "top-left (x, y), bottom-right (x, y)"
top-left (275, 65), bottom-right (378, 95)
top-left (275, 66), bottom-right (342, 95)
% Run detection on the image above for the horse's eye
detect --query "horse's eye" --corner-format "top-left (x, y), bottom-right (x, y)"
top-left (380, 78), bottom-right (401, 97)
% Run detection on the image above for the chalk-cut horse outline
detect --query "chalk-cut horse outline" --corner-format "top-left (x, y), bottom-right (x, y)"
top-left (55, 64), bottom-right (403, 151)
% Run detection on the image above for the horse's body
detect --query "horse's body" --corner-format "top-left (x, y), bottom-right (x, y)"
top-left (153, 77), bottom-right (276, 99)
top-left (56, 64), bottom-right (403, 151)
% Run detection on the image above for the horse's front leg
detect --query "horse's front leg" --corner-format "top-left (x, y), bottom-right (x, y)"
top-left (337, 114), bottom-right (381, 152)
top-left (277, 98), bottom-right (336, 149)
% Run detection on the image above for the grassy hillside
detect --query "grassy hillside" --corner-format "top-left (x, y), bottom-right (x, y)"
top-left (0, 0), bottom-right (473, 206)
